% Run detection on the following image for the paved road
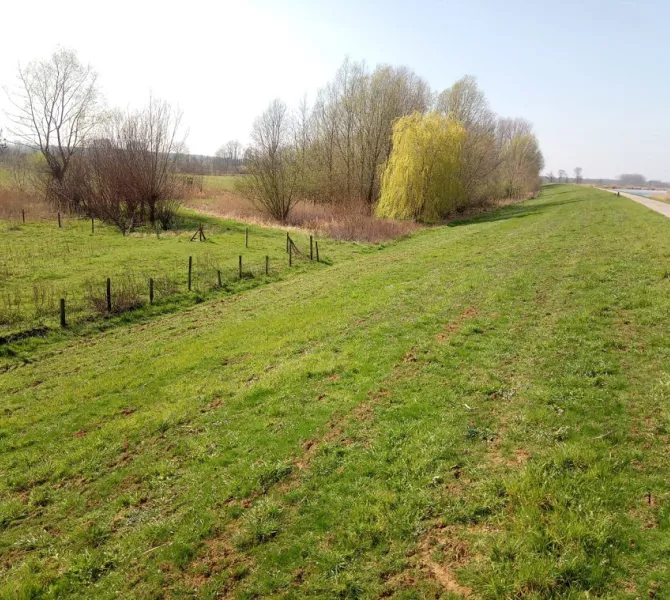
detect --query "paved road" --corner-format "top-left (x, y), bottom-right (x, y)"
top-left (600, 188), bottom-right (670, 218)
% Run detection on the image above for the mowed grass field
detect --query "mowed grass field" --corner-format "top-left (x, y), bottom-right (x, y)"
top-left (2, 185), bottom-right (670, 598)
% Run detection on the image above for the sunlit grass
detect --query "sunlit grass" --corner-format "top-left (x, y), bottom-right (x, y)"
top-left (1, 185), bottom-right (670, 597)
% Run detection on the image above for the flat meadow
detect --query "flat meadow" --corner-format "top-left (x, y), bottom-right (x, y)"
top-left (1, 185), bottom-right (670, 598)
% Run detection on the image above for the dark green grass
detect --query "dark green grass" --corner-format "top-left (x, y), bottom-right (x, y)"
top-left (1, 185), bottom-right (670, 598)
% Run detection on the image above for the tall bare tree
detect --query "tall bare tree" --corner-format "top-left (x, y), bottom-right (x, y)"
top-left (215, 139), bottom-right (243, 172)
top-left (241, 99), bottom-right (299, 221)
top-left (574, 167), bottom-right (583, 184)
top-left (558, 169), bottom-right (568, 183)
top-left (436, 76), bottom-right (499, 205)
top-left (5, 48), bottom-right (100, 194)
top-left (496, 118), bottom-right (544, 198)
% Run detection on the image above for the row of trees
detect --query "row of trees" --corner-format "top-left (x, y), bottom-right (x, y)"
top-left (3, 50), bottom-right (545, 227)
top-left (546, 168), bottom-right (583, 184)
top-left (2, 49), bottom-right (191, 232)
top-left (243, 63), bottom-right (545, 221)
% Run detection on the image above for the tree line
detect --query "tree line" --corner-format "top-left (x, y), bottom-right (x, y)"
top-left (2, 50), bottom-right (545, 230)
top-left (0, 49), bottom-right (247, 233)
top-left (243, 63), bottom-right (544, 221)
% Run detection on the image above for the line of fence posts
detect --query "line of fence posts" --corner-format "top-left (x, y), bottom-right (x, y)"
top-left (35, 230), bottom-right (325, 332)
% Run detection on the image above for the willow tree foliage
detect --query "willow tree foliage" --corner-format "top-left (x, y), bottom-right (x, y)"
top-left (376, 113), bottom-right (465, 221)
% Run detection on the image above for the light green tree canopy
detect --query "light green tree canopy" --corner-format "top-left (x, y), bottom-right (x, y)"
top-left (376, 112), bottom-right (464, 221)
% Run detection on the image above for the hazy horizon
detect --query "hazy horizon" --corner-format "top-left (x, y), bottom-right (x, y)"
top-left (1, 0), bottom-right (668, 181)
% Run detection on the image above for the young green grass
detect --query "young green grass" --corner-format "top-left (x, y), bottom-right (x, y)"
top-left (1, 185), bottom-right (669, 598)
top-left (203, 174), bottom-right (243, 192)
top-left (0, 210), bottom-right (368, 338)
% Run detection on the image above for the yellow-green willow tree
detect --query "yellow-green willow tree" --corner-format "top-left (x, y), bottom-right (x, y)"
top-left (376, 113), bottom-right (465, 221)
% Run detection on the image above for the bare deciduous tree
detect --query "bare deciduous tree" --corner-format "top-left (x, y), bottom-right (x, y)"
top-left (547, 171), bottom-right (555, 183)
top-left (0, 128), bottom-right (6, 156)
top-left (436, 76), bottom-right (500, 206)
top-left (435, 75), bottom-right (490, 129)
top-left (215, 139), bottom-right (243, 172)
top-left (558, 169), bottom-right (568, 183)
top-left (5, 48), bottom-right (100, 208)
top-left (497, 118), bottom-right (544, 198)
top-left (574, 167), bottom-right (583, 184)
top-left (64, 98), bottom-right (186, 233)
top-left (241, 99), bottom-right (299, 221)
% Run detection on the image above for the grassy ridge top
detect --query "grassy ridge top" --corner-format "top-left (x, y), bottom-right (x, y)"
top-left (1, 185), bottom-right (670, 597)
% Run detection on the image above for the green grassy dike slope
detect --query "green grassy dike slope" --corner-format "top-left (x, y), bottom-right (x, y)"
top-left (2, 185), bottom-right (670, 599)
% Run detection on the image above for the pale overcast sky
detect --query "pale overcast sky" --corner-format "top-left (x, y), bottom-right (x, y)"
top-left (1, 0), bottom-right (668, 180)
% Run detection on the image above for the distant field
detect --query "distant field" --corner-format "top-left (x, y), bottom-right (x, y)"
top-left (203, 174), bottom-right (244, 193)
top-left (0, 211), bottom-right (367, 338)
top-left (0, 167), bottom-right (12, 188)
top-left (2, 185), bottom-right (670, 597)
top-left (0, 169), bottom-right (242, 194)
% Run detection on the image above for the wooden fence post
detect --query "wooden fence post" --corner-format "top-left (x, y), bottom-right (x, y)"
top-left (91, 217), bottom-right (95, 233)
top-left (106, 278), bottom-right (112, 312)
top-left (60, 298), bottom-right (66, 328)
top-left (286, 231), bottom-right (289, 253)
top-left (149, 278), bottom-right (154, 304)
top-left (316, 241), bottom-right (320, 263)
top-left (310, 235), bottom-right (313, 260)
top-left (58, 212), bottom-right (62, 228)
top-left (289, 243), bottom-right (292, 267)
top-left (239, 255), bottom-right (243, 279)
top-left (22, 209), bottom-right (25, 224)
top-left (245, 227), bottom-right (249, 248)
top-left (188, 256), bottom-right (193, 291)
top-left (265, 255), bottom-right (269, 275)
top-left (217, 270), bottom-right (222, 287)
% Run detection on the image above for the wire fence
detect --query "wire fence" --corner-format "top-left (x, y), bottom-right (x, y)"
top-left (0, 233), bottom-right (318, 341)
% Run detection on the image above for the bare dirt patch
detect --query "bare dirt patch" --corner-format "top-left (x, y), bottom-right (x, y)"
top-left (435, 307), bottom-right (480, 342)
top-left (418, 527), bottom-right (473, 597)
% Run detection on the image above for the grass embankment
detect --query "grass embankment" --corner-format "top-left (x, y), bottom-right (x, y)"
top-left (1, 185), bottom-right (670, 598)
top-left (0, 211), bottom-right (367, 340)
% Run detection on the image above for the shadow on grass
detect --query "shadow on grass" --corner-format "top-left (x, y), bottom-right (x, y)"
top-left (447, 195), bottom-right (585, 228)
